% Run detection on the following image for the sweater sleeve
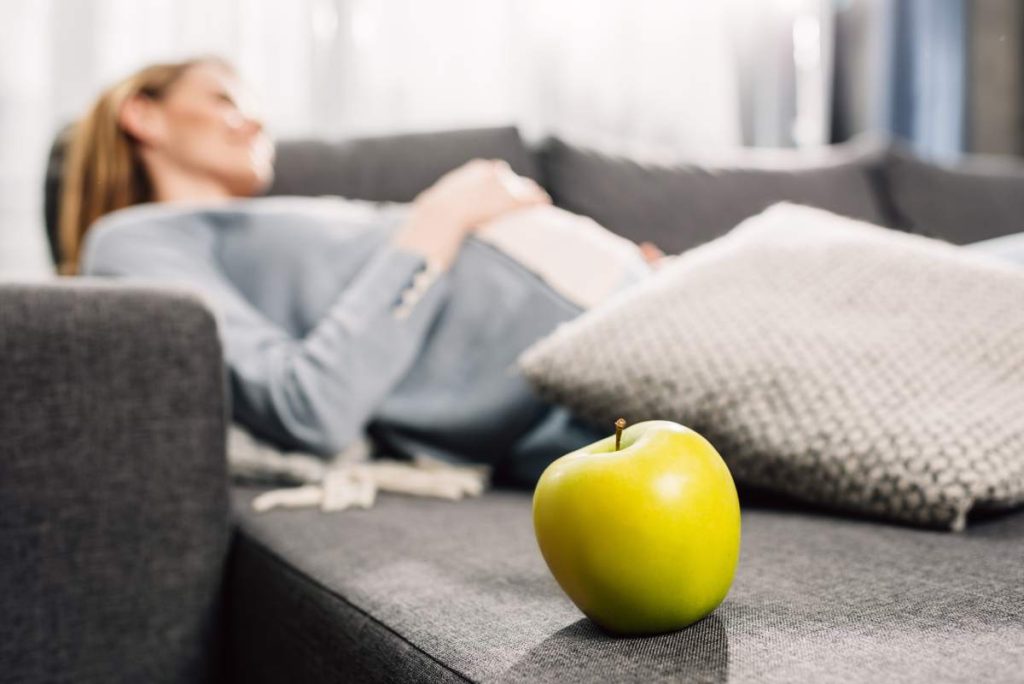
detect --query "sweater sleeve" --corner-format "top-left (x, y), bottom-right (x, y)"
top-left (82, 216), bottom-right (450, 456)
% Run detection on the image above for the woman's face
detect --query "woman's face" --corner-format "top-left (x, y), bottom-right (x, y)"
top-left (142, 62), bottom-right (274, 197)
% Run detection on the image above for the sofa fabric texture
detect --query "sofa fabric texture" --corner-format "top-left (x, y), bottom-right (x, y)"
top-left (881, 145), bottom-right (1024, 245)
top-left (267, 126), bottom-right (541, 202)
top-left (538, 136), bottom-right (891, 253)
top-left (520, 204), bottom-right (1024, 530)
top-left (0, 282), bottom-right (230, 684)
top-left (229, 487), bottom-right (1024, 683)
top-left (28, 126), bottom-right (1024, 683)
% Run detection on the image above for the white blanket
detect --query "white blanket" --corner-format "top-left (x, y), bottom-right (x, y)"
top-left (228, 424), bottom-right (491, 512)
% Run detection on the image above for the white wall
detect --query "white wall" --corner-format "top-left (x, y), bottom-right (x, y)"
top-left (2, 0), bottom-right (820, 279)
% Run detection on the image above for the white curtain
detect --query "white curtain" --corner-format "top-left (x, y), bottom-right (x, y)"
top-left (0, 0), bottom-right (828, 278)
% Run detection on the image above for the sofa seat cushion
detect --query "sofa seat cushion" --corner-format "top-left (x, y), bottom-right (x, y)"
top-left (227, 487), bottom-right (1024, 683)
top-left (539, 136), bottom-right (891, 253)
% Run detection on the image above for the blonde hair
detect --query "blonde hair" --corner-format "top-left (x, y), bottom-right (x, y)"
top-left (58, 57), bottom-right (228, 274)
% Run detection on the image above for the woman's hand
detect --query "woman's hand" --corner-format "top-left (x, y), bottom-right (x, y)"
top-left (418, 159), bottom-right (551, 230)
top-left (638, 241), bottom-right (677, 270)
top-left (393, 159), bottom-right (551, 270)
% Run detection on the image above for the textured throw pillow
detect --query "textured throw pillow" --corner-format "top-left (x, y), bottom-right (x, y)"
top-left (519, 203), bottom-right (1024, 530)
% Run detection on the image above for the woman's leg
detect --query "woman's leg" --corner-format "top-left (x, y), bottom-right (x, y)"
top-left (962, 232), bottom-right (1024, 267)
top-left (491, 406), bottom-right (605, 488)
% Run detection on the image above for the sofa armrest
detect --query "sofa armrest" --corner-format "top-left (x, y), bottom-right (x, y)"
top-left (0, 280), bottom-right (229, 684)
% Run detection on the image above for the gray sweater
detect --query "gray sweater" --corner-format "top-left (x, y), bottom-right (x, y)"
top-left (81, 196), bottom-right (605, 484)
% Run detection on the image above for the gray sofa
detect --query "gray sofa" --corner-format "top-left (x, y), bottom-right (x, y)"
top-left (4, 127), bottom-right (1023, 683)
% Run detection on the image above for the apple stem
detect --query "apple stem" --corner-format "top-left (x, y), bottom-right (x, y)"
top-left (614, 418), bottom-right (626, 451)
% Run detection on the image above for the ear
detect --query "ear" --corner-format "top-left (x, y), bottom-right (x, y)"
top-left (118, 94), bottom-right (167, 147)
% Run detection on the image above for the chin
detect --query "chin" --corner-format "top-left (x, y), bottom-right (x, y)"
top-left (227, 167), bottom-right (274, 197)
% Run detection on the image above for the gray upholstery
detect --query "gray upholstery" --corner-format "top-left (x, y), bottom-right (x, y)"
top-left (538, 136), bottom-right (892, 253)
top-left (229, 487), bottom-right (1024, 683)
top-left (267, 126), bottom-right (540, 202)
top-left (26, 126), bottom-right (1024, 683)
top-left (43, 126), bottom-right (73, 266)
top-left (882, 145), bottom-right (1024, 244)
top-left (0, 281), bottom-right (230, 684)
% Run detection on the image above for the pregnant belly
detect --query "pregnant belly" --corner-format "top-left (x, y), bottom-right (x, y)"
top-left (476, 205), bottom-right (652, 309)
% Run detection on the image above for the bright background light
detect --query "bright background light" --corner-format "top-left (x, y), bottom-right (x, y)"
top-left (0, 0), bottom-right (832, 278)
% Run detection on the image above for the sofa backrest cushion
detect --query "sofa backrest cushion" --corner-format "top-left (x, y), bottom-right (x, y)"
top-left (881, 146), bottom-right (1024, 245)
top-left (539, 136), bottom-right (891, 253)
top-left (267, 126), bottom-right (540, 202)
top-left (43, 126), bottom-right (73, 267)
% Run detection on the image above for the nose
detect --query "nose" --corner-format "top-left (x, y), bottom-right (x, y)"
top-left (240, 115), bottom-right (263, 137)
top-left (225, 107), bottom-right (264, 136)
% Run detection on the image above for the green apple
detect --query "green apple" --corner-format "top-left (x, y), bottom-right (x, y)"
top-left (532, 419), bottom-right (741, 636)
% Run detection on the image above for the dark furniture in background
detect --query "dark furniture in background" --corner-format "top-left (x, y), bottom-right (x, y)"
top-left (5, 127), bottom-right (1024, 683)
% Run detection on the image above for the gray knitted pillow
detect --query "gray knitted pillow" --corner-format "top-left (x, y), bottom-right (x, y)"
top-left (519, 203), bottom-right (1024, 530)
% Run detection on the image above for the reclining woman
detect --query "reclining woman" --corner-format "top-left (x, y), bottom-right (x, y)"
top-left (63, 57), bottom-right (662, 485)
